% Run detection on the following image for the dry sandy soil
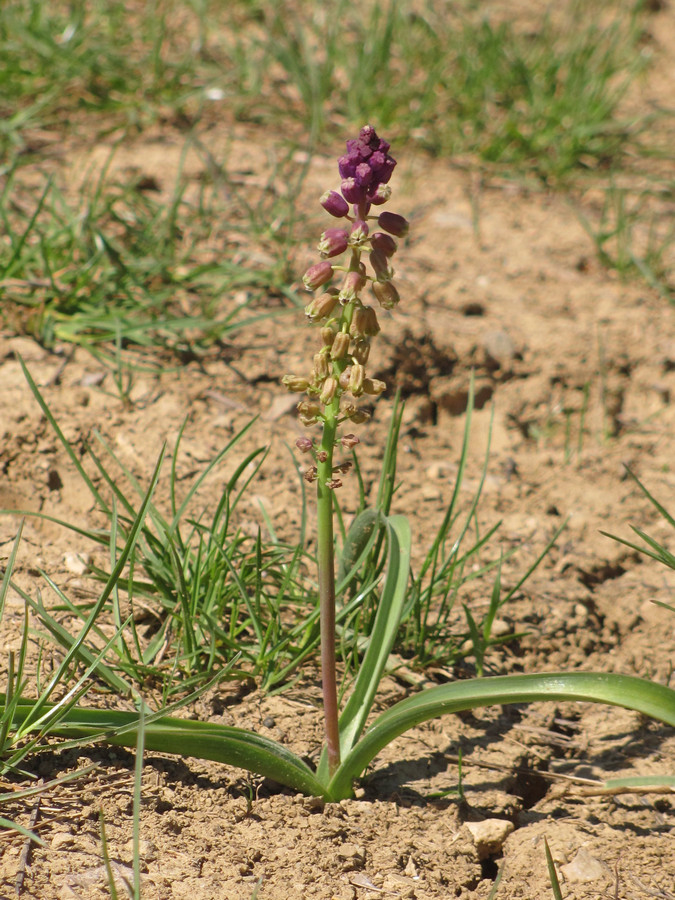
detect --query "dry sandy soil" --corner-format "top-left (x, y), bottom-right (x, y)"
top-left (1, 8), bottom-right (675, 899)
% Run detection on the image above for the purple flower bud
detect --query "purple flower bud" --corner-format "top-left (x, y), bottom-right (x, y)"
top-left (303, 260), bottom-right (334, 291)
top-left (354, 162), bottom-right (373, 187)
top-left (339, 127), bottom-right (397, 201)
top-left (296, 437), bottom-right (314, 453)
top-left (320, 190), bottom-right (349, 218)
top-left (368, 184), bottom-right (391, 205)
top-left (377, 211), bottom-right (409, 237)
top-left (318, 227), bottom-right (349, 258)
top-left (349, 220), bottom-right (369, 246)
top-left (339, 270), bottom-right (366, 303)
top-left (340, 178), bottom-right (365, 205)
top-left (370, 232), bottom-right (397, 257)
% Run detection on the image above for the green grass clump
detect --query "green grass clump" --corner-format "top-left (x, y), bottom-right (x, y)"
top-left (229, 0), bottom-right (650, 181)
top-left (0, 0), bottom-right (655, 183)
top-left (0, 143), bottom-right (304, 356)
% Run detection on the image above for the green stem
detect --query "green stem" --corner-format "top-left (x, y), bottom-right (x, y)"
top-left (317, 408), bottom-right (340, 775)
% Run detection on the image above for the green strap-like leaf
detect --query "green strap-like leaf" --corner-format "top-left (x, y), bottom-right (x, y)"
top-left (336, 515), bottom-right (411, 756)
top-left (316, 514), bottom-right (411, 782)
top-left (3, 701), bottom-right (324, 797)
top-left (327, 672), bottom-right (675, 800)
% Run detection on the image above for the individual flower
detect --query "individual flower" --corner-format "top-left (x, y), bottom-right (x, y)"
top-left (283, 375), bottom-right (311, 392)
top-left (370, 232), bottom-right (397, 257)
top-left (306, 291), bottom-right (339, 320)
top-left (318, 228), bottom-right (349, 259)
top-left (303, 260), bottom-right (334, 291)
top-left (349, 220), bottom-right (369, 246)
top-left (339, 270), bottom-right (367, 304)
top-left (320, 190), bottom-right (349, 218)
top-left (369, 247), bottom-right (393, 282)
top-left (377, 211), bottom-right (409, 237)
top-left (372, 280), bottom-right (400, 310)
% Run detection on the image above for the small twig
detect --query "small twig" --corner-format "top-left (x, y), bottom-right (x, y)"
top-left (14, 786), bottom-right (43, 898)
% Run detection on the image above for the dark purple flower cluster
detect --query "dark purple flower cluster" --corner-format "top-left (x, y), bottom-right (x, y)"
top-left (336, 125), bottom-right (396, 207)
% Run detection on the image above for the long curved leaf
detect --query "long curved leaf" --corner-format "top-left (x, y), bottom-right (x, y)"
top-left (327, 672), bottom-right (675, 800)
top-left (3, 700), bottom-right (324, 797)
top-left (316, 514), bottom-right (411, 782)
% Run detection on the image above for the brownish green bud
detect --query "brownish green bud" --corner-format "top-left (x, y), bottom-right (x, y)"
top-left (320, 376), bottom-right (338, 405)
top-left (363, 377), bottom-right (386, 396)
top-left (377, 211), bottom-right (409, 237)
top-left (303, 260), bottom-right (334, 291)
top-left (313, 352), bottom-right (330, 380)
top-left (304, 466), bottom-right (318, 483)
top-left (325, 477), bottom-right (343, 490)
top-left (349, 363), bottom-right (366, 397)
top-left (350, 305), bottom-right (380, 338)
top-left (351, 339), bottom-right (370, 365)
top-left (306, 291), bottom-right (339, 320)
top-left (334, 460), bottom-right (353, 474)
top-left (283, 375), bottom-right (310, 392)
top-left (297, 400), bottom-right (322, 425)
top-left (339, 269), bottom-right (367, 304)
top-left (339, 366), bottom-right (352, 390)
top-left (372, 280), bottom-right (400, 310)
top-left (321, 325), bottom-right (336, 346)
top-left (330, 331), bottom-right (350, 360)
top-left (317, 450), bottom-right (328, 463)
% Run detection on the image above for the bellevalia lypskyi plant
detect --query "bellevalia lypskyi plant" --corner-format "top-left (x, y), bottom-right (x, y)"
top-left (3, 128), bottom-right (675, 802)
top-left (282, 126), bottom-right (409, 776)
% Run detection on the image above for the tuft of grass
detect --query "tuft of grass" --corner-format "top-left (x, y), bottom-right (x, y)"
top-left (228, 0), bottom-right (651, 181)
top-left (3, 367), bottom-right (542, 703)
top-left (1, 140), bottom-right (303, 358)
top-left (574, 180), bottom-right (675, 300)
top-left (0, 1), bottom-right (656, 183)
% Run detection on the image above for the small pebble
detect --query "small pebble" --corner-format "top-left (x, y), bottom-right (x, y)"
top-left (465, 818), bottom-right (514, 859)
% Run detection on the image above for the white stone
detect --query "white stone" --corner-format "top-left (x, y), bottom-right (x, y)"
top-left (561, 848), bottom-right (612, 884)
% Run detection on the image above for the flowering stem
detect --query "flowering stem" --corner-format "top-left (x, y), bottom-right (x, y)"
top-left (317, 404), bottom-right (340, 776)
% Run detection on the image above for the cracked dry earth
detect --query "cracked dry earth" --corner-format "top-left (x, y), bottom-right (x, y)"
top-left (2, 22), bottom-right (675, 900)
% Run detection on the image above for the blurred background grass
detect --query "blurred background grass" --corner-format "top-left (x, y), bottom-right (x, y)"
top-left (0, 0), bottom-right (673, 352)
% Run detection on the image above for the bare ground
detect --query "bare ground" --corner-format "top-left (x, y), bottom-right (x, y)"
top-left (1, 7), bottom-right (675, 897)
